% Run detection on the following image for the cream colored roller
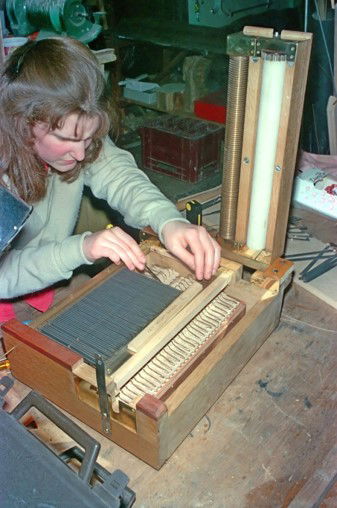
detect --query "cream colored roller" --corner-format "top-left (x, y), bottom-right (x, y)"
top-left (246, 51), bottom-right (287, 251)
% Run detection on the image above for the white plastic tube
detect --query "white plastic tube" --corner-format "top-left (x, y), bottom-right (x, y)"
top-left (246, 55), bottom-right (286, 251)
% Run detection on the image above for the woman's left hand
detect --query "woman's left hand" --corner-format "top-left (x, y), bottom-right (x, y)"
top-left (162, 221), bottom-right (221, 280)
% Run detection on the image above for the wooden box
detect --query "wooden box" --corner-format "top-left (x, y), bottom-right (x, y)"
top-left (2, 243), bottom-right (292, 469)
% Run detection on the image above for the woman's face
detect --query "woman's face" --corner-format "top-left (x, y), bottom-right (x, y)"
top-left (32, 113), bottom-right (100, 172)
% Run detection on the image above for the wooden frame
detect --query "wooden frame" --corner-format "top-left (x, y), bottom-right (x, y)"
top-left (2, 244), bottom-right (293, 468)
top-left (219, 28), bottom-right (312, 270)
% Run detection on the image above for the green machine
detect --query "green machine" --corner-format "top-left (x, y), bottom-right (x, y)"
top-left (114, 0), bottom-right (303, 55)
top-left (6, 0), bottom-right (103, 42)
top-left (188, 0), bottom-right (302, 28)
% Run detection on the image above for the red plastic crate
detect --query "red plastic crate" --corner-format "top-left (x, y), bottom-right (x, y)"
top-left (139, 115), bottom-right (224, 183)
top-left (194, 90), bottom-right (227, 124)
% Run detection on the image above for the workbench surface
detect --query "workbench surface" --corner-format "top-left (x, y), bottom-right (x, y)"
top-left (3, 282), bottom-right (337, 508)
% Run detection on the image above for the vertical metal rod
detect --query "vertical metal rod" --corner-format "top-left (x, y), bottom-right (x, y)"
top-left (304, 0), bottom-right (309, 32)
top-left (220, 55), bottom-right (249, 240)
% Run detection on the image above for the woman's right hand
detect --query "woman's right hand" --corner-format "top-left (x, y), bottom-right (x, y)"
top-left (83, 227), bottom-right (146, 271)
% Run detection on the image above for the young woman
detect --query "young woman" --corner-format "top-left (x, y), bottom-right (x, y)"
top-left (0, 37), bottom-right (221, 320)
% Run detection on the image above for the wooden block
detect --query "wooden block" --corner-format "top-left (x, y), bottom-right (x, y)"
top-left (136, 394), bottom-right (167, 420)
top-left (251, 258), bottom-right (293, 293)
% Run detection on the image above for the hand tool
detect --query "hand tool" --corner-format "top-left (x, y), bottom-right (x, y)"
top-left (185, 197), bottom-right (221, 225)
top-left (301, 253), bottom-right (337, 282)
top-left (295, 244), bottom-right (337, 283)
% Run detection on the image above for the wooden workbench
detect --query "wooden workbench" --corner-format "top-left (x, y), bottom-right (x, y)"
top-left (3, 280), bottom-right (337, 507)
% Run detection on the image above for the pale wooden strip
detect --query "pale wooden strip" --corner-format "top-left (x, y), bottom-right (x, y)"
top-left (265, 37), bottom-right (312, 258)
top-left (72, 359), bottom-right (98, 386)
top-left (127, 281), bottom-right (203, 354)
top-left (265, 60), bottom-right (295, 254)
top-left (109, 270), bottom-right (233, 394)
top-left (235, 56), bottom-right (263, 244)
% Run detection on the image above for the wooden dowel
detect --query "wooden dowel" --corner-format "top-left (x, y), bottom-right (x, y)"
top-left (281, 30), bottom-right (313, 41)
top-left (243, 26), bottom-right (274, 38)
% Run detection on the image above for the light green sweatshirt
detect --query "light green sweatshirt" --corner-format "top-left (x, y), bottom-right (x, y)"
top-left (0, 137), bottom-right (186, 299)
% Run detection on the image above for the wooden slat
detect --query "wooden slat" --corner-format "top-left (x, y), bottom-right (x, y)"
top-left (218, 237), bottom-right (269, 271)
top-left (235, 56), bottom-right (263, 244)
top-left (72, 360), bottom-right (97, 386)
top-left (288, 444), bottom-right (337, 507)
top-left (109, 270), bottom-right (233, 394)
top-left (265, 58), bottom-right (296, 253)
top-left (146, 248), bottom-right (194, 277)
top-left (127, 281), bottom-right (203, 354)
top-left (265, 36), bottom-right (312, 258)
top-left (176, 185), bottom-right (221, 211)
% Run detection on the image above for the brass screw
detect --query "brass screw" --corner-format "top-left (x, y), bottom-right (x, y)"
top-left (0, 359), bottom-right (10, 371)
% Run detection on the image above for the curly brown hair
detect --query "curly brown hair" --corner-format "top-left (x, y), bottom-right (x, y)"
top-left (0, 37), bottom-right (117, 203)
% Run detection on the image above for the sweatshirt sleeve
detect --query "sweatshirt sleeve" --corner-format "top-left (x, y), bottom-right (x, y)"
top-left (0, 232), bottom-right (91, 299)
top-left (84, 137), bottom-right (188, 241)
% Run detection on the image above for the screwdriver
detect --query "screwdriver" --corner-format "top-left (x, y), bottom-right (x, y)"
top-left (106, 224), bottom-right (161, 282)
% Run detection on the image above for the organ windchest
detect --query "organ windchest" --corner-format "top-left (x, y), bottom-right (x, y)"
top-left (2, 241), bottom-right (292, 468)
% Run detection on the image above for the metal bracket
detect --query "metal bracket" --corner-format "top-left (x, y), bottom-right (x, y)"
top-left (95, 354), bottom-right (112, 435)
top-left (227, 31), bottom-right (298, 61)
